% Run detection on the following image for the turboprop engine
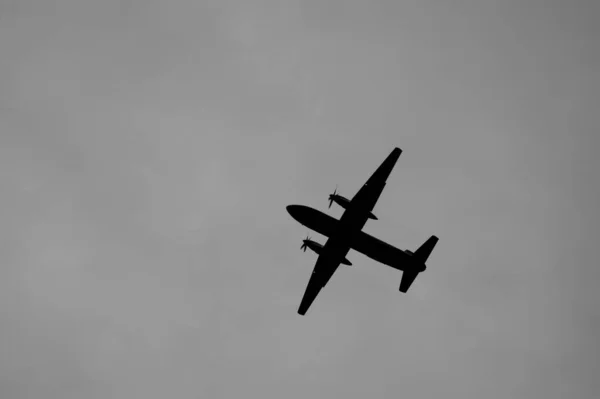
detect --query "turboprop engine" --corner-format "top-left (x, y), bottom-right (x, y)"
top-left (328, 186), bottom-right (377, 220)
top-left (300, 235), bottom-right (352, 266)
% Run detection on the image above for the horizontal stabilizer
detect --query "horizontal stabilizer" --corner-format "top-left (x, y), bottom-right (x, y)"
top-left (413, 235), bottom-right (438, 263)
top-left (399, 269), bottom-right (419, 293)
top-left (400, 235), bottom-right (438, 293)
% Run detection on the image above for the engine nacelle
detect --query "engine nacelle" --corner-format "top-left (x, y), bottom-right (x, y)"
top-left (301, 239), bottom-right (352, 266)
top-left (301, 239), bottom-right (323, 255)
top-left (330, 194), bottom-right (351, 209)
top-left (329, 194), bottom-right (377, 220)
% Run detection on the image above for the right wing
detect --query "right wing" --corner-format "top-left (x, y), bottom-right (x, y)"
top-left (298, 256), bottom-right (340, 315)
top-left (297, 238), bottom-right (348, 315)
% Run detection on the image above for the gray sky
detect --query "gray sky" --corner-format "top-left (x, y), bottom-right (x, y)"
top-left (1, 1), bottom-right (599, 398)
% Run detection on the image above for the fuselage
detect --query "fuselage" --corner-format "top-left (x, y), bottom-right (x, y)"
top-left (286, 204), bottom-right (411, 271)
top-left (286, 205), bottom-right (368, 236)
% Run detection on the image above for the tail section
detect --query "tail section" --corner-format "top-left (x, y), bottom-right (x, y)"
top-left (413, 235), bottom-right (438, 264)
top-left (399, 235), bottom-right (438, 293)
top-left (399, 269), bottom-right (419, 293)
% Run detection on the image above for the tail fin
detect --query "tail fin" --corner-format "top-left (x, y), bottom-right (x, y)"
top-left (399, 235), bottom-right (438, 293)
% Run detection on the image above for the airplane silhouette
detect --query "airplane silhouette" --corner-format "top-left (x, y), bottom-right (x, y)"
top-left (287, 147), bottom-right (438, 315)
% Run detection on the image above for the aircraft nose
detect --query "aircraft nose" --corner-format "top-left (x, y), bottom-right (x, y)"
top-left (286, 205), bottom-right (307, 223)
top-left (286, 205), bottom-right (299, 217)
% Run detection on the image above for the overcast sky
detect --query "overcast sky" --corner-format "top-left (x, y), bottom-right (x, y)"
top-left (1, 1), bottom-right (599, 398)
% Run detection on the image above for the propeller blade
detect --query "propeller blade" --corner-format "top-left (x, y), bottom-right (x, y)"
top-left (301, 234), bottom-right (310, 252)
top-left (328, 185), bottom-right (338, 208)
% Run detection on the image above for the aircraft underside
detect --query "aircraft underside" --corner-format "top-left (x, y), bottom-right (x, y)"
top-left (286, 147), bottom-right (438, 315)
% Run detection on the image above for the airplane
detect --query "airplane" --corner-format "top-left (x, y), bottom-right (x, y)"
top-left (286, 147), bottom-right (438, 315)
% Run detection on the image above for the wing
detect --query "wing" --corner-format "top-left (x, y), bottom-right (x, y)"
top-left (297, 238), bottom-right (349, 315)
top-left (350, 147), bottom-right (402, 214)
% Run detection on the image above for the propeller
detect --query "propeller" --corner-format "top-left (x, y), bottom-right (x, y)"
top-left (328, 185), bottom-right (338, 208)
top-left (300, 234), bottom-right (311, 252)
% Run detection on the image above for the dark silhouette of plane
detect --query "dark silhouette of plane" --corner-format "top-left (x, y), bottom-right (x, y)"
top-left (287, 147), bottom-right (438, 315)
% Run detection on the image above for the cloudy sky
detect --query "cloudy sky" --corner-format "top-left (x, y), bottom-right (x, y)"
top-left (1, 1), bottom-right (598, 398)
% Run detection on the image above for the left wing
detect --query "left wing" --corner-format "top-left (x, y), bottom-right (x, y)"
top-left (297, 238), bottom-right (349, 315)
top-left (350, 147), bottom-right (402, 215)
